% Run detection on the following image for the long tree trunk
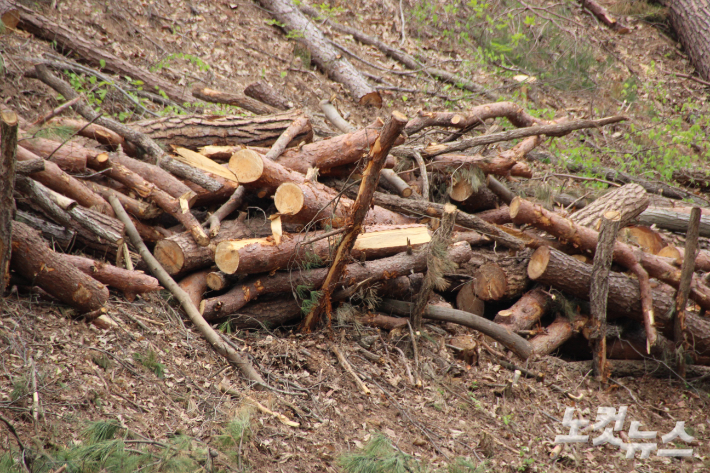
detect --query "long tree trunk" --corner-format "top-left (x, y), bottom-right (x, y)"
top-left (663, 0), bottom-right (710, 81)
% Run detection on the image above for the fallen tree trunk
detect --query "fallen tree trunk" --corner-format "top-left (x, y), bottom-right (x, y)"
top-left (215, 225), bottom-right (431, 276)
top-left (10, 220), bottom-right (109, 313)
top-left (637, 208), bottom-right (710, 238)
top-left (528, 246), bottom-right (710, 357)
top-left (154, 218), bottom-right (273, 275)
top-left (18, 134), bottom-right (88, 173)
top-left (404, 102), bottom-right (543, 135)
top-left (381, 299), bottom-right (533, 359)
top-left (192, 86), bottom-right (279, 115)
top-left (202, 240), bottom-right (471, 320)
top-left (259, 0), bottom-right (381, 106)
top-left (81, 180), bottom-right (161, 220)
top-left (133, 110), bottom-right (313, 151)
top-left (472, 253), bottom-right (530, 302)
top-left (1, 0), bottom-right (19, 29)
top-left (494, 287), bottom-right (551, 331)
top-left (62, 254), bottom-right (161, 301)
top-left (47, 117), bottom-right (137, 156)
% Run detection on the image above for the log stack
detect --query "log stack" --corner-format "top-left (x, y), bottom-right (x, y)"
top-left (7, 62), bottom-right (710, 375)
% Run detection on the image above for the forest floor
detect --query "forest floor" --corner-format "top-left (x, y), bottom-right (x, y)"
top-left (1, 0), bottom-right (710, 472)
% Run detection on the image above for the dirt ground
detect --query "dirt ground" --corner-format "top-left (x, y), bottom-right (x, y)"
top-left (2, 0), bottom-right (710, 471)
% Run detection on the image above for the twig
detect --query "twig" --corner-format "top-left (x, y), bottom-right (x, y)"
top-left (30, 95), bottom-right (82, 126)
top-left (675, 207), bottom-right (701, 378)
top-left (30, 357), bottom-right (40, 423)
top-left (411, 150), bottom-right (429, 200)
top-left (219, 380), bottom-right (301, 428)
top-left (676, 72), bottom-right (710, 88)
top-left (107, 194), bottom-right (267, 388)
top-left (549, 173), bottom-right (621, 187)
top-left (319, 99), bottom-right (356, 133)
top-left (394, 346), bottom-right (416, 386)
top-left (406, 320), bottom-right (422, 387)
top-left (205, 186), bottom-right (246, 237)
top-left (332, 346), bottom-right (370, 395)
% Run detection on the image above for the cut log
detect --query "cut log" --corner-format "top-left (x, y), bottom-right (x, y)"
top-left (61, 254), bottom-right (160, 301)
top-left (0, 0), bottom-right (19, 29)
top-left (18, 135), bottom-right (88, 173)
top-left (192, 86), bottom-right (279, 115)
top-left (331, 182), bottom-right (525, 250)
top-left (274, 181), bottom-right (412, 227)
top-left (527, 246), bottom-right (710, 357)
top-left (1, 109), bottom-right (18, 292)
top-left (570, 183), bottom-right (649, 229)
top-left (215, 225), bottom-right (431, 276)
top-left (258, 0), bottom-right (381, 106)
top-left (244, 81), bottom-right (291, 111)
top-left (178, 270), bottom-right (211, 311)
top-left (227, 296), bottom-right (303, 330)
top-left (456, 282), bottom-right (485, 316)
top-left (530, 317), bottom-right (576, 356)
top-left (155, 218), bottom-right (273, 275)
top-left (173, 147), bottom-right (239, 183)
top-left (201, 240), bottom-right (471, 320)
top-left (15, 210), bottom-right (74, 248)
top-left (663, 0), bottom-right (710, 81)
top-left (494, 287), bottom-right (551, 331)
top-left (430, 154), bottom-right (520, 177)
top-left (81, 180), bottom-right (161, 220)
top-left (86, 152), bottom-right (209, 247)
top-left (381, 299), bottom-right (533, 359)
top-left (16, 146), bottom-right (115, 215)
top-left (511, 196), bottom-right (710, 311)
top-left (15, 159), bottom-right (44, 175)
top-left (580, 0), bottom-right (629, 33)
top-left (450, 183), bottom-right (500, 213)
top-left (637, 208), bottom-right (710, 238)
top-left (472, 253), bottom-right (530, 302)
top-left (109, 151), bottom-right (196, 204)
top-left (10, 221), bottom-right (109, 313)
top-left (134, 110), bottom-right (313, 151)
top-left (47, 117), bottom-right (137, 156)
top-left (476, 206), bottom-right (512, 225)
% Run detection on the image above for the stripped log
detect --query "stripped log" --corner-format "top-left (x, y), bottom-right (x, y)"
top-left (10, 221), bottom-right (109, 313)
top-left (215, 225), bottom-right (431, 276)
top-left (202, 240), bottom-right (471, 320)
top-left (62, 254), bottom-right (160, 301)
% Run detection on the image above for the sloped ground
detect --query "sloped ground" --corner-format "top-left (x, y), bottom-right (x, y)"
top-left (1, 0), bottom-right (710, 472)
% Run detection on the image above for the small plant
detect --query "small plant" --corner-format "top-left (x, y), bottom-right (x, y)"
top-left (338, 433), bottom-right (425, 473)
top-left (133, 349), bottom-right (165, 378)
top-left (217, 407), bottom-right (253, 465)
top-left (152, 53), bottom-right (210, 73)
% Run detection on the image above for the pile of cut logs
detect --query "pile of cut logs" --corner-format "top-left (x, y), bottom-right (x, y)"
top-left (3, 64), bottom-right (710, 379)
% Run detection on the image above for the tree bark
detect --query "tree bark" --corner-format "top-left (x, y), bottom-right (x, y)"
top-left (215, 224), bottom-right (431, 276)
top-left (589, 211), bottom-right (620, 380)
top-left (47, 117), bottom-right (137, 156)
top-left (301, 112), bottom-right (408, 331)
top-left (61, 254), bottom-right (161, 301)
top-left (664, 0), bottom-right (710, 81)
top-left (528, 246), bottom-right (710, 358)
top-left (15, 210), bottom-right (75, 249)
top-left (15, 159), bottom-right (44, 175)
top-left (0, 0), bottom-right (19, 29)
top-left (178, 269), bottom-right (211, 311)
top-left (192, 86), bottom-right (279, 115)
top-left (244, 80), bottom-right (291, 111)
top-left (494, 287), bottom-right (551, 331)
top-left (404, 102), bottom-right (543, 135)
top-left (570, 183), bottom-right (649, 229)
top-left (1, 109), bottom-right (18, 292)
top-left (449, 183), bottom-right (500, 213)
top-left (202, 240), bottom-right (471, 320)
top-left (81, 180), bottom-right (161, 220)
top-left (155, 218), bottom-right (273, 275)
top-left (381, 299), bottom-right (533, 359)
top-left (259, 0), bottom-right (381, 106)
top-left (11, 221), bottom-right (109, 313)
top-left (511, 196), bottom-right (710, 311)
top-left (379, 169), bottom-right (412, 198)
top-left (472, 251), bottom-right (530, 301)
top-left (18, 134), bottom-right (88, 173)
top-left (675, 207), bottom-right (701, 377)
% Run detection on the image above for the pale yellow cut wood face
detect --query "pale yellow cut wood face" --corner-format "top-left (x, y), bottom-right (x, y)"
top-left (449, 179), bottom-right (474, 202)
top-left (229, 149), bottom-right (263, 183)
top-left (274, 183), bottom-right (305, 215)
top-left (215, 237), bottom-right (274, 274)
top-left (173, 147), bottom-right (239, 182)
top-left (353, 226), bottom-right (430, 250)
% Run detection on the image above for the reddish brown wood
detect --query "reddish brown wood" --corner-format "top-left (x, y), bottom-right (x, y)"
top-left (81, 180), bottom-right (161, 220)
top-left (11, 221), bottom-right (109, 312)
top-left (18, 134), bottom-right (88, 173)
top-left (192, 86), bottom-right (279, 115)
top-left (530, 317), bottom-right (575, 355)
top-left (62, 254), bottom-right (161, 301)
top-left (177, 270), bottom-right (211, 311)
top-left (405, 102), bottom-right (543, 135)
top-left (0, 109), bottom-right (18, 292)
top-left (244, 80), bottom-right (291, 111)
top-left (494, 287), bottom-right (551, 331)
top-left (48, 117), bottom-right (137, 156)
